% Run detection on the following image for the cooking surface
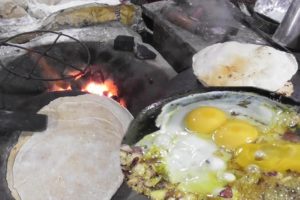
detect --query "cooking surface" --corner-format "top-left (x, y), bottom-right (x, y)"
top-left (164, 68), bottom-right (300, 103)
top-left (1, 1), bottom-right (300, 199)
top-left (0, 40), bottom-right (176, 116)
top-left (120, 88), bottom-right (300, 200)
top-left (142, 0), bottom-right (300, 104)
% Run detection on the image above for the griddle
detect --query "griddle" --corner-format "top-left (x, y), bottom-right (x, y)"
top-left (163, 67), bottom-right (300, 103)
top-left (121, 87), bottom-right (300, 200)
top-left (124, 86), bottom-right (300, 146)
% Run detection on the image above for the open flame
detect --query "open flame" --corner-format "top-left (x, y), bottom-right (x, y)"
top-left (84, 82), bottom-right (112, 96)
top-left (82, 79), bottom-right (118, 97)
top-left (50, 79), bottom-right (126, 107)
top-left (51, 84), bottom-right (72, 91)
top-left (84, 80), bottom-right (126, 107)
top-left (30, 54), bottom-right (125, 107)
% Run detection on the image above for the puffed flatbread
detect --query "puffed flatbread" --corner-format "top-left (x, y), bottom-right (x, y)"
top-left (192, 41), bottom-right (298, 93)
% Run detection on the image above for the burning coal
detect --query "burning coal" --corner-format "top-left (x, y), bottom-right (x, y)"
top-left (53, 78), bottom-right (126, 107)
top-left (81, 79), bottom-right (126, 107)
top-left (51, 76), bottom-right (126, 107)
top-left (30, 52), bottom-right (126, 106)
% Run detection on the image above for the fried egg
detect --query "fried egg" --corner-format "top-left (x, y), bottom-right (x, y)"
top-left (138, 131), bottom-right (232, 195)
top-left (124, 91), bottom-right (300, 199)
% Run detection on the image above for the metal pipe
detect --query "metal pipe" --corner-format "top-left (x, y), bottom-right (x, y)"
top-left (272, 0), bottom-right (300, 51)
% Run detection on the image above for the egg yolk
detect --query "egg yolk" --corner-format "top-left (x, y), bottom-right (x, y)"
top-left (212, 119), bottom-right (258, 150)
top-left (184, 107), bottom-right (227, 135)
top-left (235, 143), bottom-right (300, 173)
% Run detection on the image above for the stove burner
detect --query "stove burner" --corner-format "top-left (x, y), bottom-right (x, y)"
top-left (0, 36), bottom-right (172, 116)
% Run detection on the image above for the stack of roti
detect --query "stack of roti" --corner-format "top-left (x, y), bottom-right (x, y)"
top-left (6, 94), bottom-right (133, 200)
top-left (192, 41), bottom-right (298, 96)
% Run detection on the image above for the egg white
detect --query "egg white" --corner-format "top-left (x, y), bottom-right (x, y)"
top-left (156, 92), bottom-right (287, 134)
top-left (138, 92), bottom-right (298, 197)
top-left (138, 130), bottom-right (233, 195)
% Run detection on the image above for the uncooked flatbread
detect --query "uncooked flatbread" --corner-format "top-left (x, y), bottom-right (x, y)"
top-left (6, 94), bottom-right (133, 200)
top-left (192, 41), bottom-right (298, 92)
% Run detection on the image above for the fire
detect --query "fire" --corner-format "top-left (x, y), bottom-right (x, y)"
top-left (82, 79), bottom-right (118, 97)
top-left (30, 53), bottom-right (125, 106)
top-left (50, 84), bottom-right (72, 91)
top-left (83, 82), bottom-right (113, 97)
top-left (50, 78), bottom-right (126, 107)
top-left (82, 80), bottom-right (126, 107)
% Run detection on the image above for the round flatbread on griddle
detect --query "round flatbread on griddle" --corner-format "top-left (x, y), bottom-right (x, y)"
top-left (6, 94), bottom-right (133, 200)
top-left (192, 41), bottom-right (298, 94)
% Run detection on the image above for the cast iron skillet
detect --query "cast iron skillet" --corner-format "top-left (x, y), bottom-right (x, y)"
top-left (1, 88), bottom-right (300, 200)
top-left (123, 86), bottom-right (300, 145)
top-left (119, 86), bottom-right (300, 200)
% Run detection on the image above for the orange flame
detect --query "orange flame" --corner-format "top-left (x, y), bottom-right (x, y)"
top-left (29, 53), bottom-right (125, 106)
top-left (51, 79), bottom-right (126, 107)
top-left (82, 82), bottom-right (112, 97)
top-left (82, 80), bottom-right (126, 107)
top-left (119, 99), bottom-right (126, 107)
top-left (82, 79), bottom-right (118, 97)
top-left (37, 59), bottom-right (126, 107)
top-left (51, 84), bottom-right (72, 91)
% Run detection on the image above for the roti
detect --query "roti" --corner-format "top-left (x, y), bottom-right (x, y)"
top-left (192, 41), bottom-right (298, 93)
top-left (6, 94), bottom-right (133, 200)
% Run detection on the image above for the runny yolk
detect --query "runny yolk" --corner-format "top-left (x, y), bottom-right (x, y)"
top-left (234, 143), bottom-right (300, 173)
top-left (184, 107), bottom-right (227, 135)
top-left (212, 119), bottom-right (258, 150)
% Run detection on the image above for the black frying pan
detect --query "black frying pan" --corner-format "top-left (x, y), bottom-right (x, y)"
top-left (123, 86), bottom-right (300, 145)
top-left (119, 87), bottom-right (300, 200)
top-left (163, 67), bottom-right (300, 102)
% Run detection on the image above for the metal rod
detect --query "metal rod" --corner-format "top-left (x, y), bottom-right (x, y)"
top-left (0, 30), bottom-right (91, 81)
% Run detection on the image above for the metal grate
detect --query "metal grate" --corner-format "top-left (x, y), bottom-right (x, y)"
top-left (0, 30), bottom-right (91, 81)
